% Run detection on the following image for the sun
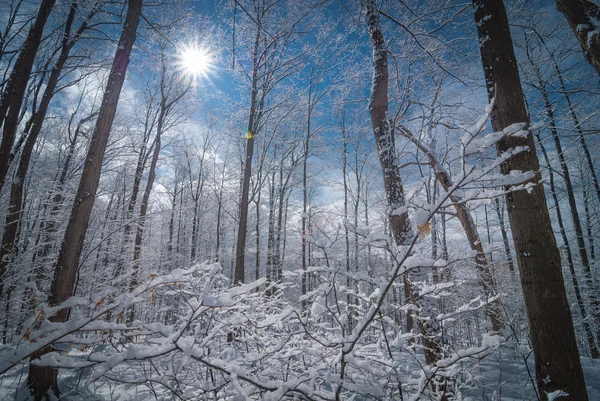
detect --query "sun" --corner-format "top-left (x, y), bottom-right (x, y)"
top-left (178, 44), bottom-right (214, 79)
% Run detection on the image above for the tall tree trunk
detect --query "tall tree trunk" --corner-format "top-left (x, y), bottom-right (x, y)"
top-left (115, 105), bottom-right (157, 277)
top-left (167, 181), bottom-right (178, 266)
top-left (341, 116), bottom-right (354, 328)
top-left (0, 0), bottom-right (56, 191)
top-left (301, 97), bottom-right (313, 297)
top-left (473, 1), bottom-right (588, 399)
top-left (552, 52), bottom-right (600, 206)
top-left (525, 37), bottom-right (600, 343)
top-left (235, 21), bottom-right (261, 285)
top-left (26, 0), bottom-right (142, 398)
top-left (535, 131), bottom-right (599, 358)
top-left (364, 0), bottom-right (442, 366)
top-left (215, 178), bottom-right (224, 263)
top-left (275, 171), bottom-right (287, 282)
top-left (583, 184), bottom-right (595, 259)
top-left (494, 198), bottom-right (514, 271)
top-left (266, 169), bottom-right (276, 295)
top-left (556, 0), bottom-right (600, 76)
top-left (398, 127), bottom-right (504, 331)
top-left (128, 109), bottom-right (164, 324)
top-left (0, 0), bottom-right (101, 298)
top-left (255, 186), bottom-right (261, 282)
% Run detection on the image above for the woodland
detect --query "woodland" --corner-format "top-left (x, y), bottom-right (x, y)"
top-left (0, 0), bottom-right (599, 400)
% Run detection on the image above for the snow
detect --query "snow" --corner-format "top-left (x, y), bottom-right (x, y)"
top-left (546, 389), bottom-right (569, 400)
top-left (391, 206), bottom-right (407, 216)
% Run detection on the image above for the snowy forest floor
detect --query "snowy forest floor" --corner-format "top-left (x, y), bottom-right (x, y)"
top-left (1, 348), bottom-right (598, 400)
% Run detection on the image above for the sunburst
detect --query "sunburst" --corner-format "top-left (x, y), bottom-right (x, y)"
top-left (178, 44), bottom-right (214, 80)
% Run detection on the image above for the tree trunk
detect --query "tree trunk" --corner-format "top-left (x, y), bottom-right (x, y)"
top-left (341, 116), bottom-right (353, 328)
top-left (364, 0), bottom-right (442, 366)
top-left (473, 1), bottom-right (588, 398)
top-left (190, 196), bottom-right (200, 262)
top-left (26, 0), bottom-right (142, 398)
top-left (525, 36), bottom-right (600, 344)
top-left (0, 0), bottom-right (56, 191)
top-left (128, 107), bottom-right (164, 325)
top-left (583, 184), bottom-right (595, 259)
top-left (234, 21), bottom-right (261, 285)
top-left (115, 108), bottom-right (156, 277)
top-left (255, 190), bottom-right (261, 282)
top-left (167, 181), bottom-right (178, 265)
top-left (556, 0), bottom-right (600, 75)
top-left (535, 130), bottom-right (599, 358)
top-left (266, 169), bottom-right (276, 295)
top-left (0, 0), bottom-right (102, 299)
top-left (215, 178), bottom-right (224, 263)
top-left (398, 127), bottom-right (503, 331)
top-left (494, 198), bottom-right (514, 271)
top-left (552, 52), bottom-right (600, 206)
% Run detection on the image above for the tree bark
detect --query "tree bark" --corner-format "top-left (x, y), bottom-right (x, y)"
top-left (473, 1), bottom-right (588, 399)
top-left (364, 0), bottom-right (442, 367)
top-left (0, 0), bottom-right (102, 299)
top-left (0, 0), bottom-right (56, 192)
top-left (553, 52), bottom-right (600, 206)
top-left (494, 198), bottom-right (514, 271)
top-left (535, 130), bottom-right (599, 358)
top-left (398, 126), bottom-right (504, 331)
top-left (234, 20), bottom-right (261, 285)
top-left (26, 1), bottom-right (142, 398)
top-left (525, 33), bottom-right (600, 344)
top-left (556, 0), bottom-right (600, 75)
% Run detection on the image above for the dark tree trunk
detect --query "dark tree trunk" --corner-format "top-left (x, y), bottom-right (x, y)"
top-left (556, 0), bottom-right (600, 75)
top-left (235, 22), bottom-right (261, 285)
top-left (167, 181), bottom-right (178, 264)
top-left (473, 1), bottom-right (588, 399)
top-left (215, 177), bottom-right (224, 263)
top-left (341, 116), bottom-right (353, 329)
top-left (535, 130), bottom-right (599, 358)
top-left (552, 52), bottom-right (600, 206)
top-left (525, 35), bottom-right (600, 344)
top-left (494, 198), bottom-right (514, 271)
top-left (26, 1), bottom-right (142, 398)
top-left (0, 0), bottom-right (56, 191)
top-left (0, 0), bottom-right (101, 299)
top-left (301, 125), bottom-right (309, 296)
top-left (364, 0), bottom-right (442, 366)
top-left (128, 124), bottom-right (161, 324)
top-left (115, 105), bottom-right (156, 277)
top-left (255, 199), bottom-right (260, 282)
top-left (583, 184), bottom-right (595, 259)
top-left (398, 127), bottom-right (504, 331)
top-left (266, 169), bottom-right (276, 295)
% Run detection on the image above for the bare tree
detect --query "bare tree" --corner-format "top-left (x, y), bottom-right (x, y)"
top-left (26, 0), bottom-right (143, 397)
top-left (364, 0), bottom-right (443, 368)
top-left (0, 0), bottom-right (56, 191)
top-left (472, 0), bottom-right (588, 399)
top-left (0, 0), bottom-right (104, 300)
top-left (234, 0), bottom-right (325, 284)
top-left (128, 50), bottom-right (191, 324)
